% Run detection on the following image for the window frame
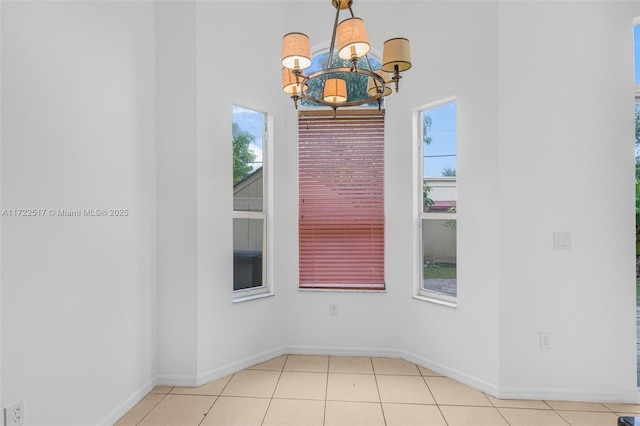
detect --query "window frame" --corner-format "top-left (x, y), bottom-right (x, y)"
top-left (634, 17), bottom-right (640, 91)
top-left (413, 96), bottom-right (458, 307)
top-left (232, 105), bottom-right (274, 302)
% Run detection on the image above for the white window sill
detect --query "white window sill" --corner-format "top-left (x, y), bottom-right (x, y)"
top-left (298, 289), bottom-right (387, 294)
top-left (412, 294), bottom-right (457, 308)
top-left (233, 292), bottom-right (274, 304)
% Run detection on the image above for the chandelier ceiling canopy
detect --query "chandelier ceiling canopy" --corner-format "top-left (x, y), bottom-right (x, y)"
top-left (280, 0), bottom-right (412, 111)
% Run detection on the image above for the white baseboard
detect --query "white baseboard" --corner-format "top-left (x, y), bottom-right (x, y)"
top-left (401, 350), bottom-right (640, 404)
top-left (98, 377), bottom-right (156, 426)
top-left (497, 386), bottom-right (640, 404)
top-left (157, 345), bottom-right (402, 388)
top-left (156, 373), bottom-right (203, 387)
top-left (282, 345), bottom-right (400, 358)
top-left (399, 349), bottom-right (501, 397)
top-left (194, 346), bottom-right (287, 386)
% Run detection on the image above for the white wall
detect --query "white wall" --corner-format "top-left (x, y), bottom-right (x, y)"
top-left (1, 2), bottom-right (157, 425)
top-left (498, 1), bottom-right (640, 402)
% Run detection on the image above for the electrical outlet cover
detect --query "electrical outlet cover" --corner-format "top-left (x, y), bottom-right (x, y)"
top-left (539, 332), bottom-right (551, 350)
top-left (4, 400), bottom-right (24, 426)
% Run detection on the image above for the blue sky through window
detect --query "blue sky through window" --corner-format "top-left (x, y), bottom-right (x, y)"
top-left (232, 105), bottom-right (264, 172)
top-left (635, 24), bottom-right (640, 83)
top-left (423, 103), bottom-right (457, 178)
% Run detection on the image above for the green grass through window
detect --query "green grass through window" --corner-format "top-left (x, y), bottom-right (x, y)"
top-left (423, 263), bottom-right (456, 280)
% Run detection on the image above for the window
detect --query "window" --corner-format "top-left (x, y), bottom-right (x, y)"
top-left (417, 98), bottom-right (457, 304)
top-left (298, 114), bottom-right (385, 290)
top-left (300, 49), bottom-right (383, 108)
top-left (634, 18), bottom-right (639, 387)
top-left (635, 20), bottom-right (639, 86)
top-left (232, 105), bottom-right (269, 298)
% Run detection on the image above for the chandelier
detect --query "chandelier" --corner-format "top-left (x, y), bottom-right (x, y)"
top-left (280, 0), bottom-right (412, 111)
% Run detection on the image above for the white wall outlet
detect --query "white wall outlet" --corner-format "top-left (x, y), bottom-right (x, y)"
top-left (4, 400), bottom-right (24, 426)
top-left (539, 332), bottom-right (551, 349)
top-left (329, 303), bottom-right (338, 316)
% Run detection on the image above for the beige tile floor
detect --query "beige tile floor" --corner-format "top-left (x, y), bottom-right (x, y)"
top-left (116, 355), bottom-right (639, 426)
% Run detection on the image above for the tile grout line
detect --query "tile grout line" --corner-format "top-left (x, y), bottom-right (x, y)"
top-left (324, 356), bottom-right (333, 426)
top-left (196, 395), bottom-right (219, 426)
top-left (489, 395), bottom-right (513, 426)
top-left (478, 390), bottom-right (509, 425)
top-left (260, 354), bottom-right (288, 426)
top-left (369, 356), bottom-right (390, 426)
top-left (421, 372), bottom-right (450, 426)
top-left (551, 409), bottom-right (576, 426)
top-left (192, 374), bottom-right (238, 426)
top-left (134, 387), bottom-right (173, 426)
top-left (372, 369), bottom-right (387, 425)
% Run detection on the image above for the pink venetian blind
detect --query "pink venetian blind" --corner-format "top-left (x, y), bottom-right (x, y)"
top-left (298, 114), bottom-right (385, 290)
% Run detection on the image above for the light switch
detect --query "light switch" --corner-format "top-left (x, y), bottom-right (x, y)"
top-left (553, 232), bottom-right (571, 250)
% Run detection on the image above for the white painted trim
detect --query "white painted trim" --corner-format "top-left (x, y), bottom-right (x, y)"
top-left (265, 114), bottom-right (275, 295)
top-left (422, 212), bottom-right (457, 221)
top-left (232, 211), bottom-right (265, 220)
top-left (497, 386), bottom-right (640, 405)
top-left (412, 294), bottom-right (457, 308)
top-left (233, 291), bottom-right (274, 304)
top-left (298, 289), bottom-right (386, 294)
top-left (98, 377), bottom-right (156, 426)
top-left (415, 95), bottom-right (457, 115)
top-left (156, 373), bottom-right (199, 387)
top-left (195, 346), bottom-right (286, 386)
top-left (283, 345), bottom-right (400, 358)
top-left (411, 104), bottom-right (423, 299)
top-left (399, 350), bottom-right (500, 397)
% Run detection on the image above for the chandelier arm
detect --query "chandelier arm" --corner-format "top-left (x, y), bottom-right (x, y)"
top-left (346, 6), bottom-right (357, 72)
top-left (392, 63), bottom-right (401, 92)
top-left (363, 53), bottom-right (380, 91)
top-left (364, 54), bottom-right (373, 71)
top-left (327, 2), bottom-right (342, 69)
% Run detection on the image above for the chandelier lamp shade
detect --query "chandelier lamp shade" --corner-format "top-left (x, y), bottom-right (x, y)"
top-left (323, 78), bottom-right (348, 103)
top-left (336, 18), bottom-right (370, 60)
top-left (280, 0), bottom-right (411, 111)
top-left (367, 69), bottom-right (392, 97)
